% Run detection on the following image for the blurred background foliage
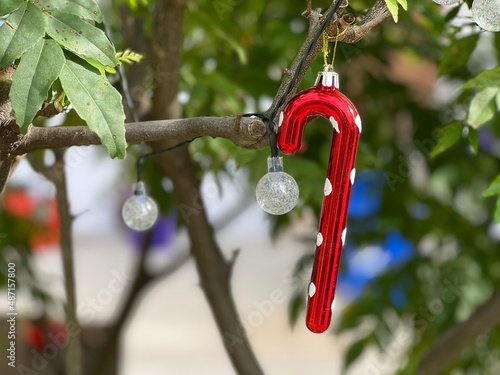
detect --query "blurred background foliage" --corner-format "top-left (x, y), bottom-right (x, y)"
top-left (2, 0), bottom-right (500, 373)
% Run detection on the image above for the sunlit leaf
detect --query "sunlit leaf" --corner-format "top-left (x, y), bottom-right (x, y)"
top-left (10, 39), bottom-right (65, 131)
top-left (116, 50), bottom-right (143, 65)
top-left (0, 2), bottom-right (45, 67)
top-left (467, 88), bottom-right (499, 127)
top-left (463, 67), bottom-right (500, 89)
top-left (59, 58), bottom-right (126, 158)
top-left (397, 0), bottom-right (408, 11)
top-left (126, 0), bottom-right (151, 10)
top-left (385, 0), bottom-right (399, 22)
top-left (495, 199), bottom-right (500, 223)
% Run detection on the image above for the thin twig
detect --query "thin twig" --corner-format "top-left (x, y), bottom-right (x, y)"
top-left (28, 150), bottom-right (82, 375)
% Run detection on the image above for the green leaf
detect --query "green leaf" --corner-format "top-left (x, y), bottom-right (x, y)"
top-left (79, 56), bottom-right (108, 76)
top-left (440, 34), bottom-right (479, 75)
top-left (385, 0), bottom-right (399, 22)
top-left (344, 339), bottom-right (365, 368)
top-left (288, 291), bottom-right (305, 327)
top-left (191, 12), bottom-right (247, 65)
top-left (35, 0), bottom-right (103, 23)
top-left (0, 0), bottom-right (22, 15)
top-left (126, 0), bottom-right (150, 9)
top-left (482, 175), bottom-right (500, 197)
top-left (467, 127), bottom-right (479, 154)
top-left (397, 0), bottom-right (408, 11)
top-left (116, 50), bottom-right (143, 65)
top-left (43, 10), bottom-right (116, 67)
top-left (444, 4), bottom-right (461, 23)
top-left (495, 199), bottom-right (500, 223)
top-left (467, 88), bottom-right (499, 127)
top-left (59, 58), bottom-right (126, 158)
top-left (463, 67), bottom-right (500, 89)
top-left (0, 2), bottom-right (45, 67)
top-left (431, 121), bottom-right (463, 157)
top-left (10, 39), bottom-right (65, 131)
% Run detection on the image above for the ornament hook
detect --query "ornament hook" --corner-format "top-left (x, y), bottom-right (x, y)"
top-left (315, 64), bottom-right (340, 89)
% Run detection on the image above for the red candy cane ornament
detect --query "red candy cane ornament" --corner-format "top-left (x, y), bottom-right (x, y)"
top-left (277, 66), bottom-right (361, 333)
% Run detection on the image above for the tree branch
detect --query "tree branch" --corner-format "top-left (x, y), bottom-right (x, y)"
top-left (88, 199), bottom-right (254, 375)
top-left (148, 0), bottom-right (264, 373)
top-left (28, 150), bottom-right (82, 375)
top-left (417, 288), bottom-right (500, 375)
top-left (1, 2), bottom-right (389, 193)
top-left (328, 0), bottom-right (391, 43)
top-left (265, 6), bottom-right (326, 120)
top-left (87, 231), bottom-right (154, 375)
top-left (266, 0), bottom-right (390, 121)
top-left (153, 147), bottom-right (265, 375)
top-left (0, 66), bottom-right (18, 193)
top-left (0, 66), bottom-right (15, 124)
top-left (11, 116), bottom-right (267, 155)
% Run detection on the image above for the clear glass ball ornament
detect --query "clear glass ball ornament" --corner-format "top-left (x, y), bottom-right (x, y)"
top-left (432, 0), bottom-right (460, 5)
top-left (471, 0), bottom-right (500, 32)
top-left (122, 182), bottom-right (159, 231)
top-left (255, 157), bottom-right (299, 215)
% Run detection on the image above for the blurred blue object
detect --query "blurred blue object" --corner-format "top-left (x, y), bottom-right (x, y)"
top-left (384, 229), bottom-right (414, 266)
top-left (390, 285), bottom-right (408, 308)
top-left (128, 210), bottom-right (177, 251)
top-left (337, 170), bottom-right (415, 300)
top-left (348, 170), bottom-right (385, 219)
top-left (338, 229), bottom-right (414, 299)
top-left (478, 127), bottom-right (497, 154)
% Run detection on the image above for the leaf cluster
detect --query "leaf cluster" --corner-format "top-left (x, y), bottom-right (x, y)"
top-left (0, 0), bottom-right (126, 158)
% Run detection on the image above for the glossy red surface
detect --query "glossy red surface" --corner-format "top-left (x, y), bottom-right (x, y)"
top-left (277, 81), bottom-right (361, 333)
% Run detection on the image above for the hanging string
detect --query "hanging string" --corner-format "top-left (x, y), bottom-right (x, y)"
top-left (323, 22), bottom-right (349, 70)
top-left (322, 30), bottom-right (330, 66)
top-left (330, 25), bottom-right (349, 67)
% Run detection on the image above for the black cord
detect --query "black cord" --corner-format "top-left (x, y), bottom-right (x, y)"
top-left (102, 19), bottom-right (197, 187)
top-left (248, 0), bottom-right (344, 158)
top-left (135, 138), bottom-right (200, 184)
top-left (103, 21), bottom-right (140, 124)
top-left (109, 1), bottom-right (345, 184)
top-left (270, 0), bottom-right (344, 122)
